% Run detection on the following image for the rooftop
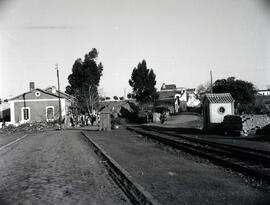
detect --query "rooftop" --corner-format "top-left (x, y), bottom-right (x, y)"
top-left (161, 83), bottom-right (177, 90)
top-left (204, 93), bottom-right (234, 104)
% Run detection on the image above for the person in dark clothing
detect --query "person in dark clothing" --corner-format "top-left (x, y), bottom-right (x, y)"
top-left (70, 115), bottom-right (75, 127)
top-left (90, 114), bottom-right (96, 126)
top-left (160, 112), bottom-right (166, 124)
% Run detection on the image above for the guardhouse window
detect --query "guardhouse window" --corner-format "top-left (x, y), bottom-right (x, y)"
top-left (46, 106), bottom-right (54, 121)
top-left (22, 107), bottom-right (30, 121)
top-left (218, 106), bottom-right (225, 114)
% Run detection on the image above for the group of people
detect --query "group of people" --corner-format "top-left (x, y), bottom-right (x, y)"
top-left (65, 110), bottom-right (100, 127)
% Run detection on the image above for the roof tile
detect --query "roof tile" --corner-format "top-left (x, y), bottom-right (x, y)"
top-left (205, 93), bottom-right (234, 103)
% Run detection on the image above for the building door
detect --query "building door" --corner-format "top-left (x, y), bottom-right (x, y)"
top-left (46, 107), bottom-right (54, 121)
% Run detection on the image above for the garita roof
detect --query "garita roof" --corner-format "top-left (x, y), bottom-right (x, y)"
top-left (204, 93), bottom-right (235, 103)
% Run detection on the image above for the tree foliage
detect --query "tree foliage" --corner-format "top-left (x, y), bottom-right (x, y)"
top-left (66, 48), bottom-right (103, 114)
top-left (213, 77), bottom-right (256, 112)
top-left (127, 93), bottom-right (135, 99)
top-left (196, 81), bottom-right (211, 100)
top-left (129, 60), bottom-right (157, 104)
top-left (99, 97), bottom-right (106, 101)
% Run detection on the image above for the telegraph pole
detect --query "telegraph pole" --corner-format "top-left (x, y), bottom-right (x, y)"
top-left (56, 64), bottom-right (62, 129)
top-left (210, 70), bottom-right (213, 93)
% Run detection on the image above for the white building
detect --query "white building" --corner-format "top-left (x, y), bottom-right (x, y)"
top-left (257, 89), bottom-right (270, 96)
top-left (202, 93), bottom-right (235, 130)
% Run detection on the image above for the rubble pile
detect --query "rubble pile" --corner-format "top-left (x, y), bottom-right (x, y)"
top-left (0, 122), bottom-right (58, 135)
top-left (241, 115), bottom-right (270, 136)
top-left (222, 114), bottom-right (270, 136)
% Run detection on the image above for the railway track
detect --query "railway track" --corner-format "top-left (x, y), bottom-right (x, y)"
top-left (127, 126), bottom-right (270, 185)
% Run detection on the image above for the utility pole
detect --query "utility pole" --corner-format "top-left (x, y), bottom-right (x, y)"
top-left (56, 64), bottom-right (62, 129)
top-left (210, 70), bottom-right (213, 93)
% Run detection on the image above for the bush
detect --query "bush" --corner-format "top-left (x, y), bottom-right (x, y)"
top-left (256, 124), bottom-right (270, 136)
top-left (237, 103), bottom-right (255, 114)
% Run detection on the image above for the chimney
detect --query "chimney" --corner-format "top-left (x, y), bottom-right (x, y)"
top-left (29, 82), bottom-right (35, 91)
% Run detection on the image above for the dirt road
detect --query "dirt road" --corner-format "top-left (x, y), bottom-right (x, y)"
top-left (0, 131), bottom-right (129, 205)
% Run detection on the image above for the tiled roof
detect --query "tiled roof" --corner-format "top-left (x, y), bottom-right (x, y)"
top-left (9, 88), bottom-right (74, 101)
top-left (9, 88), bottom-right (59, 101)
top-left (161, 84), bottom-right (176, 90)
top-left (205, 93), bottom-right (234, 103)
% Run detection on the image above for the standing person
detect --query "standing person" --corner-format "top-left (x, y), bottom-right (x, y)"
top-left (93, 109), bottom-right (96, 125)
top-left (64, 112), bottom-right (71, 128)
top-left (90, 113), bottom-right (95, 126)
top-left (82, 114), bottom-right (86, 126)
top-left (160, 111), bottom-right (166, 124)
top-left (97, 112), bottom-right (100, 126)
top-left (2, 120), bottom-right (6, 128)
top-left (85, 113), bottom-right (89, 126)
top-left (70, 112), bottom-right (75, 127)
top-left (90, 109), bottom-right (96, 126)
top-left (80, 114), bottom-right (84, 127)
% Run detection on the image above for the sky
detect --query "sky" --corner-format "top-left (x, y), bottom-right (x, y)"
top-left (0, 0), bottom-right (269, 99)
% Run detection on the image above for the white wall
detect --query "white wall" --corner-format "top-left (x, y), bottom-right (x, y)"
top-left (179, 90), bottom-right (187, 101)
top-left (61, 99), bottom-right (66, 118)
top-left (209, 103), bottom-right (234, 123)
top-left (186, 93), bottom-right (200, 107)
top-left (258, 90), bottom-right (270, 96)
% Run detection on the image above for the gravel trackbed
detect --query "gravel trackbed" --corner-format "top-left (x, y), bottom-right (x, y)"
top-left (84, 128), bottom-right (270, 205)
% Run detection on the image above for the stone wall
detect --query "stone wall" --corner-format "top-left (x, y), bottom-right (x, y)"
top-left (222, 114), bottom-right (270, 136)
top-left (241, 114), bottom-right (270, 136)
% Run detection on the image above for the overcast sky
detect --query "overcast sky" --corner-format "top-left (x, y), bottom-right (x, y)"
top-left (0, 0), bottom-right (269, 99)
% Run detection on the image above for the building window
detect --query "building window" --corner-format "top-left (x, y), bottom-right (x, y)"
top-left (218, 106), bottom-right (225, 114)
top-left (21, 107), bottom-right (30, 121)
top-left (46, 106), bottom-right (54, 121)
top-left (35, 91), bottom-right (41, 97)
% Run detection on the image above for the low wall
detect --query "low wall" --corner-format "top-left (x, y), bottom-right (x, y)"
top-left (241, 115), bottom-right (270, 136)
top-left (222, 114), bottom-right (270, 136)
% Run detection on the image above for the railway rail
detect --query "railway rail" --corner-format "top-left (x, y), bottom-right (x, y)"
top-left (127, 126), bottom-right (270, 185)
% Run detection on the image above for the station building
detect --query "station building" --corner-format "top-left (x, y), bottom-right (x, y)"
top-left (0, 82), bottom-right (75, 126)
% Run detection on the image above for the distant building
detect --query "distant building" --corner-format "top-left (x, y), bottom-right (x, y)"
top-left (254, 89), bottom-right (270, 113)
top-left (156, 83), bottom-right (199, 114)
top-left (186, 92), bottom-right (200, 107)
top-left (255, 95), bottom-right (270, 113)
top-left (0, 83), bottom-right (76, 125)
top-left (160, 83), bottom-right (177, 90)
top-left (257, 89), bottom-right (270, 96)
